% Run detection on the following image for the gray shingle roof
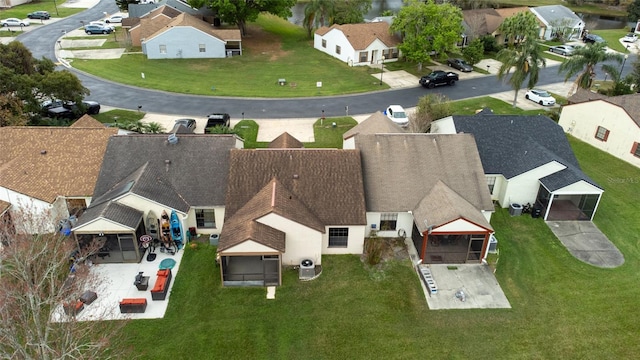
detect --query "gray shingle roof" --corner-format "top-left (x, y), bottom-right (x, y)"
top-left (343, 111), bottom-right (405, 140)
top-left (225, 149), bottom-right (366, 226)
top-left (355, 133), bottom-right (493, 213)
top-left (73, 201), bottom-right (143, 230)
top-left (93, 134), bottom-right (238, 207)
top-left (451, 114), bottom-right (601, 190)
top-left (532, 5), bottom-right (582, 27)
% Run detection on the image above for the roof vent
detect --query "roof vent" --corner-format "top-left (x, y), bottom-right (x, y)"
top-left (293, 174), bottom-right (299, 179)
top-left (167, 133), bottom-right (178, 144)
top-left (40, 150), bottom-right (47, 155)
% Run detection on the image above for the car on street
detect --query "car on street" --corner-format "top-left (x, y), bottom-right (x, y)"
top-left (549, 45), bottom-right (575, 56)
top-left (47, 101), bottom-right (101, 119)
top-left (383, 105), bottom-right (409, 127)
top-left (446, 58), bottom-right (473, 72)
top-left (27, 11), bottom-right (50, 20)
top-left (622, 33), bottom-right (638, 42)
top-left (84, 24), bottom-right (113, 34)
top-left (419, 70), bottom-right (459, 88)
top-left (525, 89), bottom-right (556, 106)
top-left (583, 33), bottom-right (605, 44)
top-left (1, 18), bottom-right (30, 27)
top-left (173, 118), bottom-right (197, 132)
top-left (105, 15), bottom-right (126, 23)
top-left (205, 113), bottom-right (230, 132)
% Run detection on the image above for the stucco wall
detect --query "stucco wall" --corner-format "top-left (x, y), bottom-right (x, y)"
top-left (0, 187), bottom-right (57, 233)
top-left (322, 225), bottom-right (365, 255)
top-left (257, 213), bottom-right (323, 266)
top-left (313, 30), bottom-right (356, 64)
top-left (559, 101), bottom-right (640, 168)
top-left (500, 162), bottom-right (566, 207)
top-left (366, 211), bottom-right (415, 238)
top-left (144, 27), bottom-right (227, 59)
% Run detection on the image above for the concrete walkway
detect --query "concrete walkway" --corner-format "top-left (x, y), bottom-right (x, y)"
top-left (546, 221), bottom-right (625, 268)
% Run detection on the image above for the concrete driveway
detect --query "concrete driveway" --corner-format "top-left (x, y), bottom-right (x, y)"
top-left (546, 221), bottom-right (624, 268)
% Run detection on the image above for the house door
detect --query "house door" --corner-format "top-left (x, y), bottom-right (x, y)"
top-left (371, 50), bottom-right (378, 64)
top-left (466, 235), bottom-right (484, 263)
top-left (263, 255), bottom-right (280, 286)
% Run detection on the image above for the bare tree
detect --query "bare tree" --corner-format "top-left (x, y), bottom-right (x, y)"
top-left (0, 210), bottom-right (130, 360)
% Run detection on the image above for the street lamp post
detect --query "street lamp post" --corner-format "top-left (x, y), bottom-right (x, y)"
top-left (620, 54), bottom-right (629, 78)
top-left (379, 55), bottom-right (385, 86)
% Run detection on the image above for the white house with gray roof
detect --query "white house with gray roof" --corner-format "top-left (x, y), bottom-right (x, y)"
top-left (530, 5), bottom-right (584, 41)
top-left (432, 111), bottom-right (603, 221)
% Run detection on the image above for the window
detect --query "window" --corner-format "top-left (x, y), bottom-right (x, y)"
top-left (328, 228), bottom-right (348, 248)
top-left (199, 44), bottom-right (206, 53)
top-left (486, 176), bottom-right (496, 194)
top-left (196, 209), bottom-right (216, 229)
top-left (380, 213), bottom-right (397, 231)
top-left (632, 142), bottom-right (640, 158)
top-left (595, 126), bottom-right (609, 141)
top-left (335, 45), bottom-right (341, 55)
top-left (159, 45), bottom-right (167, 54)
top-left (384, 48), bottom-right (399, 59)
top-left (359, 51), bottom-right (368, 62)
top-left (322, 39), bottom-right (326, 48)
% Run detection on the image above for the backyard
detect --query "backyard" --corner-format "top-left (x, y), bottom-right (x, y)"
top-left (120, 127), bottom-right (640, 359)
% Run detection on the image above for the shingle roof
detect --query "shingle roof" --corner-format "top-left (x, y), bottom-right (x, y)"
top-left (268, 132), bottom-right (304, 148)
top-left (315, 22), bottom-right (401, 50)
top-left (0, 124), bottom-right (117, 203)
top-left (567, 91), bottom-right (640, 128)
top-left (451, 114), bottom-right (601, 190)
top-left (92, 134), bottom-right (238, 207)
top-left (462, 8), bottom-right (503, 35)
top-left (225, 149), bottom-right (366, 226)
top-left (343, 111), bottom-right (405, 140)
top-left (355, 133), bottom-right (493, 213)
top-left (73, 200), bottom-right (143, 230)
top-left (145, 12), bottom-right (241, 43)
top-left (71, 115), bottom-right (105, 128)
top-left (531, 5), bottom-right (582, 27)
top-left (0, 200), bottom-right (11, 215)
top-left (413, 180), bottom-right (493, 233)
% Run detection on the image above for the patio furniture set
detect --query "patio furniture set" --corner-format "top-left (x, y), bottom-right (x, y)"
top-left (119, 268), bottom-right (173, 313)
top-left (64, 290), bottom-right (98, 316)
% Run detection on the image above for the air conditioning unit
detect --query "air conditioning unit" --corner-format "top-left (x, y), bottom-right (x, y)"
top-left (299, 259), bottom-right (314, 279)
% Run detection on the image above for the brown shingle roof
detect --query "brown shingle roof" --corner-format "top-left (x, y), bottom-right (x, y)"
top-left (355, 133), bottom-right (493, 213)
top-left (0, 200), bottom-right (11, 215)
top-left (225, 149), bottom-right (366, 226)
top-left (462, 8), bottom-right (503, 35)
top-left (567, 88), bottom-right (608, 104)
top-left (70, 114), bottom-right (105, 128)
top-left (269, 132), bottom-right (304, 148)
top-left (315, 22), bottom-right (401, 50)
top-left (343, 111), bottom-right (405, 140)
top-left (567, 90), bottom-right (640, 127)
top-left (0, 125), bottom-right (117, 203)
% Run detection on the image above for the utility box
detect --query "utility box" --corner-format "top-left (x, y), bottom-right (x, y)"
top-left (209, 234), bottom-right (219, 246)
top-left (488, 234), bottom-right (498, 253)
top-left (509, 203), bottom-right (523, 216)
top-left (299, 259), bottom-right (315, 279)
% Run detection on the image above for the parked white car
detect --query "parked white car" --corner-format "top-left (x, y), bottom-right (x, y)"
top-left (622, 33), bottom-right (638, 43)
top-left (105, 15), bottom-right (126, 23)
top-left (384, 105), bottom-right (409, 127)
top-left (89, 21), bottom-right (115, 30)
top-left (525, 89), bottom-right (556, 106)
top-left (1, 18), bottom-right (30, 27)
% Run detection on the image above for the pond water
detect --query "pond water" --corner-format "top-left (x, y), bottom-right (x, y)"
top-left (288, 0), bottom-right (404, 26)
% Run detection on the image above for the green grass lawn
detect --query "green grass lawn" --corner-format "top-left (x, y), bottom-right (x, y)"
top-left (0, 0), bottom-right (83, 19)
top-left (119, 110), bottom-right (640, 359)
top-left (591, 28), bottom-right (633, 53)
top-left (450, 96), bottom-right (553, 116)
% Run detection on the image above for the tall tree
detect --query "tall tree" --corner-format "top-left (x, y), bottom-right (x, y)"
top-left (411, 93), bottom-right (452, 133)
top-left (303, 0), bottom-right (335, 38)
top-left (391, 0), bottom-right (463, 71)
top-left (558, 42), bottom-right (623, 90)
top-left (496, 38), bottom-right (546, 107)
top-left (332, 0), bottom-right (372, 25)
top-left (189, 0), bottom-right (297, 36)
top-left (627, 0), bottom-right (640, 22)
top-left (498, 11), bottom-right (539, 46)
top-left (0, 211), bottom-right (129, 359)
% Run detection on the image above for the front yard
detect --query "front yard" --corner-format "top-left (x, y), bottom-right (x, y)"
top-left (121, 129), bottom-right (640, 358)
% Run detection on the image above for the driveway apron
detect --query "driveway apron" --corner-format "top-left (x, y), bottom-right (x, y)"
top-left (546, 221), bottom-right (624, 268)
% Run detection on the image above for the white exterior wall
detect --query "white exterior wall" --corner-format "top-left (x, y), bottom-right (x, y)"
top-left (73, 218), bottom-right (134, 233)
top-left (366, 211), bottom-right (415, 238)
top-left (559, 102), bottom-right (640, 168)
top-left (343, 136), bottom-right (355, 149)
top-left (0, 188), bottom-right (57, 233)
top-left (314, 30), bottom-right (355, 64)
top-left (430, 116), bottom-right (456, 134)
top-left (322, 225), bottom-right (365, 255)
top-left (183, 206), bottom-right (225, 236)
top-left (434, 218), bottom-right (487, 233)
top-left (144, 27), bottom-right (227, 59)
top-left (499, 162), bottom-right (566, 207)
top-left (554, 180), bottom-right (602, 195)
top-left (224, 240), bottom-right (280, 254)
top-left (257, 213), bottom-right (323, 266)
top-left (115, 193), bottom-right (189, 239)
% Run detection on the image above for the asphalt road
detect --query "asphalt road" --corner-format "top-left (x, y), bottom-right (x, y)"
top-left (16, 0), bottom-right (638, 119)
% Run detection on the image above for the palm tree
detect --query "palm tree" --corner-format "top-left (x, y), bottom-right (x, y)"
top-left (143, 122), bottom-right (165, 134)
top-left (496, 39), bottom-right (546, 107)
top-left (558, 42), bottom-right (623, 90)
top-left (303, 0), bottom-right (334, 38)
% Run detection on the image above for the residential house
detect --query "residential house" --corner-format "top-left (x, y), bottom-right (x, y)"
top-left (72, 134), bottom-right (242, 263)
top-left (0, 116), bottom-right (117, 233)
top-left (347, 132), bottom-right (494, 264)
top-left (342, 111), bottom-right (405, 149)
top-left (127, 5), bottom-right (182, 47)
top-left (431, 111), bottom-right (603, 221)
top-left (530, 5), bottom-right (585, 41)
top-left (462, 7), bottom-right (533, 46)
top-left (217, 147), bottom-right (367, 286)
top-left (559, 90), bottom-right (640, 168)
top-left (314, 22), bottom-right (401, 66)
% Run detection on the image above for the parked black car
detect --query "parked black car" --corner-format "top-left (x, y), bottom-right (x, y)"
top-left (446, 58), bottom-right (473, 72)
top-left (419, 70), bottom-right (459, 88)
top-left (205, 113), bottom-right (230, 132)
top-left (583, 33), bottom-right (605, 44)
top-left (47, 101), bottom-right (100, 119)
top-left (27, 11), bottom-right (50, 20)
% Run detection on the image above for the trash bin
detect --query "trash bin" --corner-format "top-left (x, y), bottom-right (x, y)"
top-left (509, 203), bottom-right (523, 216)
top-left (531, 206), bottom-right (542, 218)
top-left (209, 234), bottom-right (219, 246)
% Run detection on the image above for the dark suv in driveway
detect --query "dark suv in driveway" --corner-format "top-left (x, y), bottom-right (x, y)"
top-left (47, 101), bottom-right (100, 119)
top-left (583, 34), bottom-right (605, 44)
top-left (205, 113), bottom-right (230, 133)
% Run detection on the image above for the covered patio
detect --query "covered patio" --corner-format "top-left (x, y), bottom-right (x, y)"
top-left (535, 174), bottom-right (603, 221)
top-left (219, 255), bottom-right (281, 286)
